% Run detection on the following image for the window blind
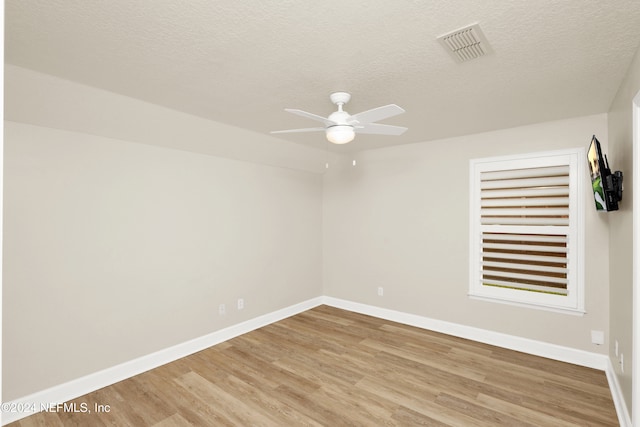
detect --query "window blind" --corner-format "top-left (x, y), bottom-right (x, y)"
top-left (479, 165), bottom-right (570, 295)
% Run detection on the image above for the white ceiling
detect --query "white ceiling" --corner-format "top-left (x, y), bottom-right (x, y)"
top-left (6, 1), bottom-right (640, 153)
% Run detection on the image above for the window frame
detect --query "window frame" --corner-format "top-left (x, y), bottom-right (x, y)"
top-left (468, 148), bottom-right (586, 315)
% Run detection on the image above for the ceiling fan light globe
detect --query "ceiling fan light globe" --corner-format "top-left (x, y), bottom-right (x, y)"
top-left (326, 125), bottom-right (355, 144)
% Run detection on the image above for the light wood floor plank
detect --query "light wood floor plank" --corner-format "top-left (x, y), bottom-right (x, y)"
top-left (475, 393), bottom-right (581, 427)
top-left (8, 305), bottom-right (619, 426)
top-left (151, 413), bottom-right (192, 427)
top-left (435, 392), bottom-right (536, 426)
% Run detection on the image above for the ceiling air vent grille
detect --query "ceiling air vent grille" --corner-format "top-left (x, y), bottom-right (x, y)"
top-left (437, 23), bottom-right (493, 63)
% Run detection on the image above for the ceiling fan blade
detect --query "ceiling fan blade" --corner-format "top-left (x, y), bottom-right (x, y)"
top-left (350, 104), bottom-right (405, 124)
top-left (355, 123), bottom-right (408, 136)
top-left (271, 127), bottom-right (326, 134)
top-left (284, 109), bottom-right (334, 126)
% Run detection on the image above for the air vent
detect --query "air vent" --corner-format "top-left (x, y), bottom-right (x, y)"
top-left (437, 23), bottom-right (493, 63)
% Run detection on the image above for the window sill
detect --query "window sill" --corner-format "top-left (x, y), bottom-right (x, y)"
top-left (469, 293), bottom-right (586, 316)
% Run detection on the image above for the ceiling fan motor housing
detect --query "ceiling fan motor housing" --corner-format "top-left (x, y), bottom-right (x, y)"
top-left (328, 110), bottom-right (351, 125)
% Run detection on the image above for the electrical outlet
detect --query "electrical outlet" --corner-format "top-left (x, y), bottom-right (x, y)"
top-left (237, 298), bottom-right (244, 310)
top-left (590, 330), bottom-right (604, 345)
top-left (377, 287), bottom-right (384, 296)
top-left (219, 303), bottom-right (226, 315)
top-left (615, 340), bottom-right (619, 357)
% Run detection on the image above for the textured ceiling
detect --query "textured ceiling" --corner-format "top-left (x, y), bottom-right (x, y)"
top-left (6, 1), bottom-right (640, 153)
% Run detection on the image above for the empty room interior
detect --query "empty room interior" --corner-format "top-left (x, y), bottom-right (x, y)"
top-left (3, 1), bottom-right (640, 426)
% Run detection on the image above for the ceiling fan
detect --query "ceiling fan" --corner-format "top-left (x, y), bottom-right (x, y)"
top-left (271, 92), bottom-right (407, 144)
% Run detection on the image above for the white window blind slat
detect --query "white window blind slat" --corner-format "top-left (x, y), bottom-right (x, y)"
top-left (481, 187), bottom-right (570, 199)
top-left (481, 197), bottom-right (569, 207)
top-left (480, 166), bottom-right (570, 181)
top-left (481, 217), bottom-right (570, 226)
top-left (481, 207), bottom-right (570, 217)
top-left (481, 233), bottom-right (567, 243)
top-left (480, 176), bottom-right (569, 190)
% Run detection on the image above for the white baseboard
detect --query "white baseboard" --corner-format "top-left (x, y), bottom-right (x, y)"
top-left (604, 357), bottom-right (632, 427)
top-left (3, 296), bottom-right (629, 426)
top-left (1, 297), bottom-right (323, 425)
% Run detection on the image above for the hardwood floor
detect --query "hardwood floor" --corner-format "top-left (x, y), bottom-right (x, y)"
top-left (9, 305), bottom-right (618, 426)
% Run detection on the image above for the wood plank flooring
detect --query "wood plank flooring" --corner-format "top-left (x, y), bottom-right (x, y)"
top-left (9, 306), bottom-right (619, 426)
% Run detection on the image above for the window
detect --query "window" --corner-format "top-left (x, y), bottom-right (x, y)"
top-left (469, 149), bottom-right (585, 314)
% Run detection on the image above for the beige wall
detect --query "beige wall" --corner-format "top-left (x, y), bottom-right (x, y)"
top-left (323, 114), bottom-right (610, 352)
top-left (4, 65), bottom-right (335, 174)
top-left (607, 45), bottom-right (640, 415)
top-left (3, 112), bottom-right (323, 398)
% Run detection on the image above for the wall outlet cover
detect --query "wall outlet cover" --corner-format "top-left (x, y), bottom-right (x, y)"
top-left (590, 330), bottom-right (604, 345)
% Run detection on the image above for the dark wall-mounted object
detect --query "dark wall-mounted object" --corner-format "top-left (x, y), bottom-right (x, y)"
top-left (587, 135), bottom-right (623, 212)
